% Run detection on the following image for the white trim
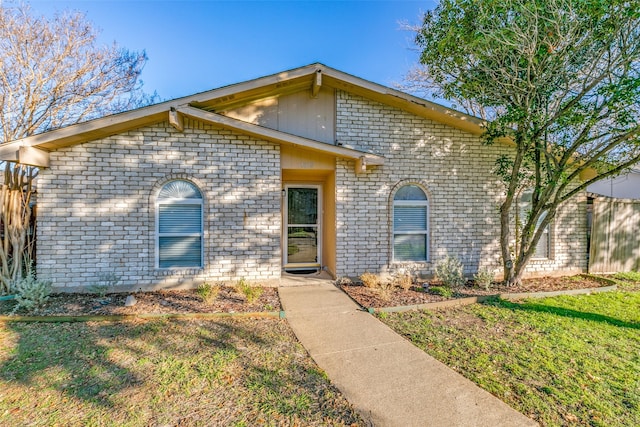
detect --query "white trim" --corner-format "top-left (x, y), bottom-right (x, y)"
top-left (155, 180), bottom-right (204, 269)
top-left (392, 186), bottom-right (429, 262)
top-left (283, 184), bottom-right (322, 269)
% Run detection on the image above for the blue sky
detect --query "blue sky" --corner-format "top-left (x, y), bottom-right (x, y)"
top-left (29, 0), bottom-right (436, 101)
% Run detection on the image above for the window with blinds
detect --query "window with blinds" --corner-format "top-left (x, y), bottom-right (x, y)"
top-left (520, 191), bottom-right (550, 259)
top-left (157, 180), bottom-right (203, 268)
top-left (393, 185), bottom-right (428, 262)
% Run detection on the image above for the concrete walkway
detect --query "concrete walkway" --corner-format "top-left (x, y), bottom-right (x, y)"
top-left (279, 282), bottom-right (537, 427)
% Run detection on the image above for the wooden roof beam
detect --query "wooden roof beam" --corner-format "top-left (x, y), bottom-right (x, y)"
top-left (311, 69), bottom-right (322, 98)
top-left (0, 145), bottom-right (50, 168)
top-left (169, 108), bottom-right (184, 132)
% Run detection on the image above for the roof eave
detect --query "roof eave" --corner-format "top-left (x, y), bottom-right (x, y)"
top-left (2, 63), bottom-right (489, 156)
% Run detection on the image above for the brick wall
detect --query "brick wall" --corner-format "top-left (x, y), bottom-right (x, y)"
top-left (35, 91), bottom-right (588, 291)
top-left (36, 119), bottom-right (282, 291)
top-left (334, 91), bottom-right (587, 279)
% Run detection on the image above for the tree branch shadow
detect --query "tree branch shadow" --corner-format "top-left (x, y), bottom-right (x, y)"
top-left (487, 298), bottom-right (639, 330)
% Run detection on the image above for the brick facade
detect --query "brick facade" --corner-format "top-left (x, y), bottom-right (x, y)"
top-left (36, 119), bottom-right (282, 291)
top-left (334, 91), bottom-right (587, 279)
top-left (36, 91), bottom-right (588, 291)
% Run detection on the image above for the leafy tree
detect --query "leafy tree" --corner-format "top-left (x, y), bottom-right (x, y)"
top-left (0, 5), bottom-right (154, 293)
top-left (412, 0), bottom-right (640, 285)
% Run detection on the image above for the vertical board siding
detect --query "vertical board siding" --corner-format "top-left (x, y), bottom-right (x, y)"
top-left (589, 198), bottom-right (640, 273)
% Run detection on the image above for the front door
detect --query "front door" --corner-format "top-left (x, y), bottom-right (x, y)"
top-left (284, 185), bottom-right (321, 271)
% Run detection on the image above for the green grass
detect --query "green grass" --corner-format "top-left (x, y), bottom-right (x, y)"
top-left (605, 271), bottom-right (640, 291)
top-left (381, 290), bottom-right (640, 427)
top-left (0, 318), bottom-right (362, 426)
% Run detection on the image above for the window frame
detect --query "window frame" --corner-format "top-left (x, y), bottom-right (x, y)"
top-left (392, 185), bottom-right (429, 263)
top-left (519, 191), bottom-right (551, 260)
top-left (155, 180), bottom-right (204, 269)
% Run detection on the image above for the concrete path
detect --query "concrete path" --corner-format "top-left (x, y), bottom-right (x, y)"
top-left (279, 282), bottom-right (537, 427)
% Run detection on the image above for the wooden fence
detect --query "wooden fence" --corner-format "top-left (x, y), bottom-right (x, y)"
top-left (589, 197), bottom-right (640, 273)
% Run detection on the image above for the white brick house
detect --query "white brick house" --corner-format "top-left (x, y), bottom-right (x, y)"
top-left (2, 64), bottom-right (587, 291)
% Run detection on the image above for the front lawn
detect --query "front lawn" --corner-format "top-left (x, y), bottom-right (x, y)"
top-left (381, 290), bottom-right (640, 426)
top-left (0, 318), bottom-right (362, 426)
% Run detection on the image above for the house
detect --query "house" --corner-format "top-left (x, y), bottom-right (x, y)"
top-left (587, 168), bottom-right (640, 199)
top-left (0, 64), bottom-right (588, 291)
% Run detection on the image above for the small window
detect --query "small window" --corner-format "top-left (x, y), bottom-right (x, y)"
top-left (520, 191), bottom-right (550, 259)
top-left (157, 180), bottom-right (203, 268)
top-left (393, 185), bottom-right (428, 262)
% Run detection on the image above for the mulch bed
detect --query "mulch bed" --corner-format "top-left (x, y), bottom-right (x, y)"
top-left (338, 275), bottom-right (612, 309)
top-left (0, 286), bottom-right (281, 317)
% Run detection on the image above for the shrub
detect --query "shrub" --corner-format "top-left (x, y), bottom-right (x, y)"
top-left (11, 269), bottom-right (52, 313)
top-left (474, 267), bottom-right (495, 291)
top-left (235, 278), bottom-right (263, 303)
top-left (434, 255), bottom-right (465, 288)
top-left (392, 272), bottom-right (413, 291)
top-left (359, 272), bottom-right (380, 288)
top-left (196, 282), bottom-right (220, 305)
top-left (429, 285), bottom-right (453, 298)
top-left (377, 281), bottom-right (394, 300)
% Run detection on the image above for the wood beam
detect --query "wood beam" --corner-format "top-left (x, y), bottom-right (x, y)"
top-left (0, 143), bottom-right (19, 163)
top-left (355, 156), bottom-right (367, 174)
top-left (168, 108), bottom-right (184, 132)
top-left (0, 144), bottom-right (50, 168)
top-left (311, 69), bottom-right (322, 98)
top-left (19, 146), bottom-right (50, 167)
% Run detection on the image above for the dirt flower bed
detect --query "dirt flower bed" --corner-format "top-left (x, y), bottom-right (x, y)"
top-left (338, 275), bottom-right (611, 309)
top-left (0, 286), bottom-right (281, 316)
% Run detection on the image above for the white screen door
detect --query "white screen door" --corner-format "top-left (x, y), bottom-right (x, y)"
top-left (284, 186), bottom-right (321, 270)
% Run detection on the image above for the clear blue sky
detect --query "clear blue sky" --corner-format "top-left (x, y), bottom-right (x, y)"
top-left (29, 0), bottom-right (436, 101)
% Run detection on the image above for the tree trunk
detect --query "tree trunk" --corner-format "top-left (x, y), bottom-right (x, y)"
top-left (0, 164), bottom-right (36, 295)
top-left (500, 201), bottom-right (516, 285)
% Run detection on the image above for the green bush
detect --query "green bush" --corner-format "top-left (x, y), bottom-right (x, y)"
top-left (235, 278), bottom-right (263, 303)
top-left (196, 282), bottom-right (220, 305)
top-left (474, 267), bottom-right (495, 291)
top-left (434, 255), bottom-right (465, 287)
top-left (12, 269), bottom-right (52, 313)
top-left (429, 286), bottom-right (453, 298)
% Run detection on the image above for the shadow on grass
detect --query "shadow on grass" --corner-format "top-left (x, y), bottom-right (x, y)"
top-left (0, 318), bottom-right (361, 425)
top-left (484, 297), bottom-right (640, 330)
top-left (0, 319), bottom-right (265, 408)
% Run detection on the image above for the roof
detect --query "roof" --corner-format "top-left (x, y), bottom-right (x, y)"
top-left (0, 63), bottom-right (487, 168)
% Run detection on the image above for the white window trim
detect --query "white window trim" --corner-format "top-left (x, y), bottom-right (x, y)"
top-left (392, 195), bottom-right (429, 263)
top-left (519, 192), bottom-right (552, 260)
top-left (155, 188), bottom-right (204, 270)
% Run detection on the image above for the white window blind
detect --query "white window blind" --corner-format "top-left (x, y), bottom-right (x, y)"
top-left (520, 191), bottom-right (550, 259)
top-left (393, 185), bottom-right (428, 262)
top-left (157, 181), bottom-right (203, 268)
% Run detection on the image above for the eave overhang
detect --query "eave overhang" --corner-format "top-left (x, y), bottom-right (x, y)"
top-left (0, 63), bottom-right (488, 169)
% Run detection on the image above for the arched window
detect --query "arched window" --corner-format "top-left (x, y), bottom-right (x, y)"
top-left (393, 185), bottom-right (428, 262)
top-left (157, 180), bottom-right (203, 268)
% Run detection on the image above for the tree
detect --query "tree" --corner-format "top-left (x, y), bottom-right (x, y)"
top-left (412, 0), bottom-right (640, 285)
top-left (0, 5), bottom-right (154, 293)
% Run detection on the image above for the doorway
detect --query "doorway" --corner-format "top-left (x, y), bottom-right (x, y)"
top-left (283, 185), bottom-right (321, 272)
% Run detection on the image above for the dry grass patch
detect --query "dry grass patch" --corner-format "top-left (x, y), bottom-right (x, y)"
top-left (0, 318), bottom-right (363, 426)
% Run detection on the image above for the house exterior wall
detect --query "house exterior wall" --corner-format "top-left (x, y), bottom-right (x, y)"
top-left (587, 169), bottom-right (640, 199)
top-left (35, 89), bottom-right (589, 291)
top-left (36, 119), bottom-right (282, 291)
top-left (334, 91), bottom-right (587, 279)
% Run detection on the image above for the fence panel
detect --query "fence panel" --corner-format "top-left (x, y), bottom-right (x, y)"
top-left (589, 197), bottom-right (640, 273)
